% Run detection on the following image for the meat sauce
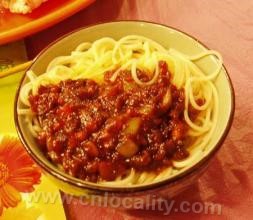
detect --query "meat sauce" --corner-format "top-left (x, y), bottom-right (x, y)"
top-left (29, 61), bottom-right (200, 182)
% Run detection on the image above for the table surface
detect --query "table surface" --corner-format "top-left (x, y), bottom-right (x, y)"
top-left (24, 0), bottom-right (253, 219)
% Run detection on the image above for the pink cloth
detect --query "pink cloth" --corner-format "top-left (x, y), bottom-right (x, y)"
top-left (25, 0), bottom-right (253, 219)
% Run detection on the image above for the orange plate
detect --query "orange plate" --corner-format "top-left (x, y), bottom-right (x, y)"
top-left (0, 0), bottom-right (95, 45)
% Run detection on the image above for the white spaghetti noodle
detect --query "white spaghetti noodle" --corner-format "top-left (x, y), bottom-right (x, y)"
top-left (18, 35), bottom-right (222, 186)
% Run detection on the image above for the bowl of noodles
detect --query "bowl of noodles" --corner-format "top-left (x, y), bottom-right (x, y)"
top-left (14, 21), bottom-right (234, 203)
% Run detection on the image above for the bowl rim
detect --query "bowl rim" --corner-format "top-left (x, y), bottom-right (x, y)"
top-left (14, 20), bottom-right (235, 193)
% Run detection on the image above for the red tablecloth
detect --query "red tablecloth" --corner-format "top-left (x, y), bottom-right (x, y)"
top-left (25, 0), bottom-right (253, 219)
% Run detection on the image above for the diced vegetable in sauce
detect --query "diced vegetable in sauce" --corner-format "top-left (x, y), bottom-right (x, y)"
top-left (123, 117), bottom-right (142, 135)
top-left (117, 138), bottom-right (139, 158)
